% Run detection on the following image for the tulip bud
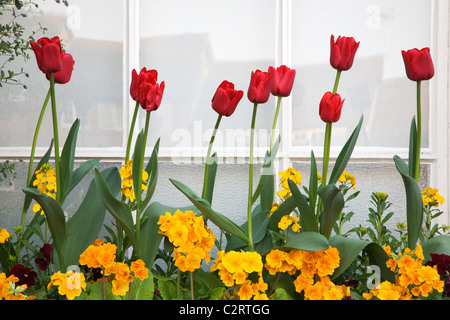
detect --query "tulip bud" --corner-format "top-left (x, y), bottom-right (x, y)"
top-left (30, 36), bottom-right (64, 74)
top-left (45, 53), bottom-right (74, 84)
top-left (211, 80), bottom-right (243, 117)
top-left (319, 91), bottom-right (344, 123)
top-left (268, 65), bottom-right (296, 97)
top-left (247, 70), bottom-right (273, 103)
top-left (401, 47), bottom-right (434, 82)
top-left (330, 35), bottom-right (360, 71)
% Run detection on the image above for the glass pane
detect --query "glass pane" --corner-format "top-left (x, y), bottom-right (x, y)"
top-left (291, 0), bottom-right (431, 148)
top-left (0, 0), bottom-right (124, 149)
top-left (139, 0), bottom-right (277, 153)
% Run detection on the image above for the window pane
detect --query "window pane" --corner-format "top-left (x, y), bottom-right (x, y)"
top-left (139, 0), bottom-right (276, 153)
top-left (291, 0), bottom-right (431, 148)
top-left (0, 0), bottom-right (124, 149)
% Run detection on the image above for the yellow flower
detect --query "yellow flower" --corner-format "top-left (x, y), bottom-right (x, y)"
top-left (276, 167), bottom-right (302, 200)
top-left (278, 215), bottom-right (301, 233)
top-left (119, 160), bottom-right (149, 202)
top-left (49, 270), bottom-right (86, 300)
top-left (31, 164), bottom-right (57, 216)
top-left (238, 280), bottom-right (254, 300)
top-left (131, 259), bottom-right (149, 281)
top-left (269, 203), bottom-right (280, 217)
top-left (0, 228), bottom-right (10, 243)
top-left (422, 187), bottom-right (445, 207)
top-left (338, 170), bottom-right (356, 189)
top-left (112, 278), bottom-right (130, 297)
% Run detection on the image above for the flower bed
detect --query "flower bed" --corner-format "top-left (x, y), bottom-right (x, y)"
top-left (1, 29), bottom-right (450, 302)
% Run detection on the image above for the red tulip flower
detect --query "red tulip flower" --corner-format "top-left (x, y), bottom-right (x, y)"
top-left (130, 67), bottom-right (158, 101)
top-left (401, 47), bottom-right (435, 81)
top-left (211, 80), bottom-right (243, 117)
top-left (247, 69), bottom-right (273, 103)
top-left (45, 53), bottom-right (74, 84)
top-left (268, 65), bottom-right (296, 97)
top-left (319, 91), bottom-right (344, 123)
top-left (330, 35), bottom-right (360, 71)
top-left (30, 36), bottom-right (64, 74)
top-left (139, 76), bottom-right (165, 112)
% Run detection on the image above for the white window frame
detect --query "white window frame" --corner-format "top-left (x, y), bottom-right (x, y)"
top-left (1, 0), bottom-right (448, 225)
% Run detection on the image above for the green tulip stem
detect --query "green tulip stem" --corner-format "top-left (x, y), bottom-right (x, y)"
top-left (136, 110), bottom-right (151, 247)
top-left (270, 95), bottom-right (282, 151)
top-left (202, 114), bottom-right (222, 200)
top-left (247, 102), bottom-right (258, 252)
top-left (49, 73), bottom-right (61, 203)
top-left (415, 81), bottom-right (422, 183)
top-left (333, 70), bottom-right (342, 94)
top-left (20, 88), bottom-right (51, 230)
top-left (321, 122), bottom-right (333, 187)
top-left (125, 101), bottom-right (140, 162)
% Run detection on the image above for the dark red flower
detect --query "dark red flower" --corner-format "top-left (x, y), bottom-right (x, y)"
top-left (268, 65), bottom-right (296, 97)
top-left (30, 36), bottom-right (64, 74)
top-left (425, 253), bottom-right (450, 275)
top-left (401, 47), bottom-right (435, 81)
top-left (211, 80), bottom-right (243, 117)
top-left (330, 34), bottom-right (360, 71)
top-left (9, 264), bottom-right (37, 288)
top-left (35, 243), bottom-right (53, 271)
top-left (247, 69), bottom-right (273, 103)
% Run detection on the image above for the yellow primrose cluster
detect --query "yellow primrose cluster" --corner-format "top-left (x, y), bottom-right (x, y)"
top-left (210, 250), bottom-right (268, 300)
top-left (278, 215), bottom-right (301, 233)
top-left (422, 187), bottom-right (445, 207)
top-left (158, 210), bottom-right (216, 272)
top-left (363, 245), bottom-right (444, 300)
top-left (276, 167), bottom-right (302, 200)
top-left (265, 247), bottom-right (347, 300)
top-left (48, 270), bottom-right (87, 300)
top-left (338, 170), bottom-right (356, 189)
top-left (78, 239), bottom-right (149, 297)
top-left (0, 273), bottom-right (35, 300)
top-left (0, 228), bottom-right (10, 243)
top-left (32, 164), bottom-right (57, 215)
top-left (119, 160), bottom-right (149, 202)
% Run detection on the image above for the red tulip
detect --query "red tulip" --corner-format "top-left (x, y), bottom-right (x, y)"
top-left (268, 65), bottom-right (296, 97)
top-left (139, 78), bottom-right (165, 112)
top-left (330, 35), bottom-right (360, 71)
top-left (401, 47), bottom-right (434, 81)
top-left (247, 69), bottom-right (273, 103)
top-left (211, 80), bottom-right (243, 117)
top-left (130, 67), bottom-right (158, 101)
top-left (319, 91), bottom-right (344, 123)
top-left (45, 53), bottom-right (74, 84)
top-left (30, 36), bottom-right (64, 74)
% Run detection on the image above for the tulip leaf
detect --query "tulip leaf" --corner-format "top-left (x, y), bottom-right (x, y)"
top-left (141, 138), bottom-right (160, 209)
top-left (22, 187), bottom-right (66, 270)
top-left (170, 178), bottom-right (250, 246)
top-left (288, 178), bottom-right (318, 232)
top-left (422, 235), bottom-right (450, 261)
top-left (329, 235), bottom-right (395, 282)
top-left (63, 166), bottom-right (120, 267)
top-left (267, 196), bottom-right (297, 231)
top-left (408, 117), bottom-right (417, 179)
top-left (203, 152), bottom-right (217, 205)
top-left (318, 184), bottom-right (345, 239)
top-left (59, 118), bottom-right (80, 203)
top-left (132, 129), bottom-right (145, 204)
top-left (94, 167), bottom-right (139, 256)
top-left (309, 150), bottom-right (318, 213)
top-left (329, 115), bottom-right (363, 185)
top-left (393, 155), bottom-right (423, 249)
top-left (67, 159), bottom-right (100, 197)
top-left (276, 231), bottom-right (329, 252)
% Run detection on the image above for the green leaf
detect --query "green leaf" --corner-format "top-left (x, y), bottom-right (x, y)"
top-left (309, 150), bottom-right (318, 213)
top-left (422, 235), bottom-right (450, 261)
top-left (63, 167), bottom-right (120, 267)
top-left (318, 184), bottom-right (345, 239)
top-left (393, 155), bottom-right (423, 249)
top-left (329, 235), bottom-right (395, 282)
top-left (67, 159), bottom-right (99, 196)
top-left (94, 167), bottom-right (139, 256)
top-left (267, 196), bottom-right (296, 231)
top-left (170, 178), bottom-right (250, 246)
top-left (59, 119), bottom-right (80, 202)
top-left (288, 178), bottom-right (318, 232)
top-left (203, 152), bottom-right (217, 205)
top-left (141, 138), bottom-right (160, 209)
top-left (129, 273), bottom-right (154, 300)
top-left (132, 130), bottom-right (144, 204)
top-left (408, 117), bottom-right (417, 179)
top-left (328, 115), bottom-right (363, 185)
top-left (22, 187), bottom-right (66, 270)
top-left (275, 231), bottom-right (329, 252)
